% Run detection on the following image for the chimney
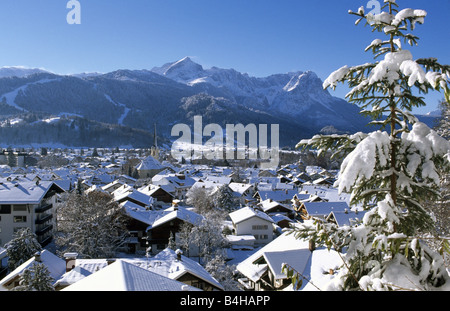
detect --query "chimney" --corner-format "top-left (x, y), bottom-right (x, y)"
top-left (106, 258), bottom-right (116, 265)
top-left (34, 251), bottom-right (42, 263)
top-left (175, 249), bottom-right (183, 261)
top-left (64, 252), bottom-right (78, 272)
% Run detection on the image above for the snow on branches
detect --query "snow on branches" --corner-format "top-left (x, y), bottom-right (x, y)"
top-left (289, 0), bottom-right (450, 291)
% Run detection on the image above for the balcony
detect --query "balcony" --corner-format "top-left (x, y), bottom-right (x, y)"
top-left (35, 213), bottom-right (53, 225)
top-left (35, 224), bottom-right (53, 236)
top-left (39, 236), bottom-right (53, 247)
top-left (35, 203), bottom-right (52, 213)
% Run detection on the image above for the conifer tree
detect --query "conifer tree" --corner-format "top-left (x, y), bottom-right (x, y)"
top-left (288, 0), bottom-right (450, 291)
top-left (12, 262), bottom-right (55, 291)
top-left (5, 228), bottom-right (42, 271)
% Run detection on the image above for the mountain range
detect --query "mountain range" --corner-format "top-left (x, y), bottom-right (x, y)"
top-left (0, 58), bottom-right (437, 149)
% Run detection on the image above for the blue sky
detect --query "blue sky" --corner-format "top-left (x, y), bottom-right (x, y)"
top-left (0, 0), bottom-right (448, 114)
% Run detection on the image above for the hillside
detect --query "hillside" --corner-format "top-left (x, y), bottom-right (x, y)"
top-left (0, 59), bottom-right (416, 148)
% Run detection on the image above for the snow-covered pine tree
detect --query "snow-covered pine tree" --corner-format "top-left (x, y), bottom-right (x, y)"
top-left (5, 228), bottom-right (42, 271)
top-left (212, 185), bottom-right (238, 212)
top-left (290, 0), bottom-right (450, 291)
top-left (12, 262), bottom-right (55, 291)
top-left (204, 252), bottom-right (241, 291)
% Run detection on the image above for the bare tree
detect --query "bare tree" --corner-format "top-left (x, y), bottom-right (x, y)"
top-left (55, 191), bottom-right (129, 259)
top-left (186, 187), bottom-right (213, 213)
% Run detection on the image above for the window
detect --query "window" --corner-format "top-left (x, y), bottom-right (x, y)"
top-left (252, 225), bottom-right (268, 230)
top-left (14, 216), bottom-right (27, 223)
top-left (13, 205), bottom-right (27, 212)
top-left (0, 205), bottom-right (11, 214)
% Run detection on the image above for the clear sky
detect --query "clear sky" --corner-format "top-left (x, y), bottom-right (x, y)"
top-left (0, 0), bottom-right (448, 114)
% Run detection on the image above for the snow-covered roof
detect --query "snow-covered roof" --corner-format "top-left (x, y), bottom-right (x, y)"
top-left (152, 173), bottom-right (196, 188)
top-left (229, 206), bottom-right (274, 225)
top-left (148, 206), bottom-right (204, 230)
top-left (55, 259), bottom-right (108, 287)
top-left (148, 248), bottom-right (224, 291)
top-left (139, 184), bottom-right (174, 198)
top-left (120, 200), bottom-right (166, 226)
top-left (256, 189), bottom-right (298, 202)
top-left (135, 155), bottom-right (165, 171)
top-left (61, 260), bottom-right (201, 291)
top-left (112, 185), bottom-right (154, 206)
top-left (237, 231), bottom-right (309, 283)
top-left (0, 180), bottom-right (63, 204)
top-left (329, 210), bottom-right (366, 227)
top-left (228, 182), bottom-right (253, 195)
top-left (263, 249), bottom-right (311, 279)
top-left (0, 250), bottom-right (66, 289)
top-left (258, 199), bottom-right (293, 213)
top-left (303, 201), bottom-right (349, 217)
top-left (237, 229), bottom-right (342, 290)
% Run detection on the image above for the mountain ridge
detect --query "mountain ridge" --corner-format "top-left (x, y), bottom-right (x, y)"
top-left (0, 57), bottom-right (425, 148)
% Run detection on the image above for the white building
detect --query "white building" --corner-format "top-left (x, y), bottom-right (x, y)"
top-left (0, 180), bottom-right (65, 247)
top-left (229, 206), bottom-right (275, 246)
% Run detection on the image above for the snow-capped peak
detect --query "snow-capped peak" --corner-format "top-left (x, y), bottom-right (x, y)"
top-left (152, 57), bottom-right (204, 82)
top-left (0, 66), bottom-right (51, 78)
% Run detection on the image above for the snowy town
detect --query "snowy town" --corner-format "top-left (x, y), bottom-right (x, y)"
top-left (0, 0), bottom-right (449, 295)
top-left (0, 145), bottom-right (360, 291)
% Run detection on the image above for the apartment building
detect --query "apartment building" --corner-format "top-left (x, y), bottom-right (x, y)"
top-left (0, 180), bottom-right (65, 247)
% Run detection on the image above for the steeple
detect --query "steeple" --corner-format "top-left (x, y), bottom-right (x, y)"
top-left (151, 123), bottom-right (159, 161)
top-left (153, 123), bottom-right (158, 148)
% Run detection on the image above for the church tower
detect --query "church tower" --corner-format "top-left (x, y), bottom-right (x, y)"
top-left (150, 123), bottom-right (159, 161)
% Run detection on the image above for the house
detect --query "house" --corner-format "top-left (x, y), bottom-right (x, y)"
top-left (146, 248), bottom-right (224, 291)
top-left (229, 206), bottom-right (275, 246)
top-left (0, 250), bottom-right (66, 290)
top-left (56, 248), bottom-right (223, 291)
top-left (269, 213), bottom-right (294, 230)
top-left (257, 199), bottom-right (294, 217)
top-left (0, 180), bottom-right (65, 247)
top-left (101, 179), bottom-right (128, 194)
top-left (119, 200), bottom-right (167, 254)
top-left (152, 173), bottom-right (196, 200)
top-left (296, 201), bottom-right (350, 221)
top-left (312, 176), bottom-right (335, 186)
top-left (61, 259), bottom-right (201, 291)
top-left (228, 182), bottom-right (256, 204)
top-left (135, 155), bottom-right (166, 179)
top-left (258, 170), bottom-right (277, 178)
top-left (254, 189), bottom-right (298, 204)
top-left (112, 185), bottom-right (154, 208)
top-left (54, 254), bottom-right (109, 290)
top-left (139, 184), bottom-right (175, 204)
top-left (146, 206), bottom-right (204, 256)
top-left (326, 209), bottom-right (366, 227)
top-left (236, 229), bottom-right (342, 291)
